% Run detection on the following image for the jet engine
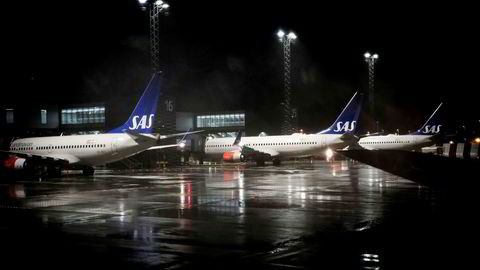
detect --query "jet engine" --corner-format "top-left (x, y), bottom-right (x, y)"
top-left (4, 157), bottom-right (27, 170)
top-left (223, 151), bottom-right (245, 162)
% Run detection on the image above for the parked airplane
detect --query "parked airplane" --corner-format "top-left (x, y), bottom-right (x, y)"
top-left (1, 72), bottom-right (198, 176)
top-left (204, 92), bottom-right (363, 165)
top-left (355, 103), bottom-right (443, 151)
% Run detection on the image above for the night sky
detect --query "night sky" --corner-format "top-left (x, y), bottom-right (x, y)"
top-left (2, 1), bottom-right (478, 134)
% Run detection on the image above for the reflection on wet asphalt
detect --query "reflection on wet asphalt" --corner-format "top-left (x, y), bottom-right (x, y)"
top-left (0, 161), bottom-right (477, 269)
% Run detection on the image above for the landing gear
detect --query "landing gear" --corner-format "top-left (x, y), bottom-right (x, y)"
top-left (256, 159), bottom-right (266, 166)
top-left (82, 166), bottom-right (95, 176)
top-left (272, 159), bottom-right (281, 166)
top-left (47, 166), bottom-right (62, 178)
top-left (33, 165), bottom-right (48, 178)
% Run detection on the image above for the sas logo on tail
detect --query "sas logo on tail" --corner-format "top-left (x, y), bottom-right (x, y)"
top-left (422, 125), bottom-right (441, 134)
top-left (333, 121), bottom-right (356, 132)
top-left (129, 114), bottom-right (154, 130)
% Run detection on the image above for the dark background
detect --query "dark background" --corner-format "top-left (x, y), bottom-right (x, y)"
top-left (2, 0), bottom-right (478, 134)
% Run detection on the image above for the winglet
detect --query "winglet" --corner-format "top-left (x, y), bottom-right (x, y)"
top-left (233, 131), bottom-right (242, 146)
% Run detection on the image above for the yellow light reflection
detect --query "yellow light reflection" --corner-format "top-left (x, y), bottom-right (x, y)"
top-left (325, 148), bottom-right (334, 161)
top-left (179, 182), bottom-right (192, 209)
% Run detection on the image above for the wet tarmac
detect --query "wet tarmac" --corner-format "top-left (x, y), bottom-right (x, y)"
top-left (340, 149), bottom-right (480, 189)
top-left (0, 160), bottom-right (477, 269)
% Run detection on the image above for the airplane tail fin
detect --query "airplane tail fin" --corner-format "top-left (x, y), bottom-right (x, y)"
top-left (318, 92), bottom-right (363, 135)
top-left (411, 103), bottom-right (443, 135)
top-left (108, 72), bottom-right (162, 134)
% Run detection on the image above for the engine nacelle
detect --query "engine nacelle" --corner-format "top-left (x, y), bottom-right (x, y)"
top-left (223, 151), bottom-right (245, 162)
top-left (4, 157), bottom-right (27, 170)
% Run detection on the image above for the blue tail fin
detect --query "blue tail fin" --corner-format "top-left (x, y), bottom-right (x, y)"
top-left (411, 103), bottom-right (443, 135)
top-left (318, 92), bottom-right (363, 135)
top-left (108, 72), bottom-right (162, 134)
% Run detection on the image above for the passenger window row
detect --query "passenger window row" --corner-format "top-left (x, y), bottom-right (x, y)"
top-left (12, 144), bottom-right (107, 151)
top-left (12, 147), bottom-right (34, 151)
top-left (207, 142), bottom-right (318, 147)
top-left (360, 141), bottom-right (411, 144)
top-left (35, 144), bottom-right (106, 150)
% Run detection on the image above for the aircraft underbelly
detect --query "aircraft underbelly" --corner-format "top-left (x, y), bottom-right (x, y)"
top-left (78, 141), bottom-right (154, 166)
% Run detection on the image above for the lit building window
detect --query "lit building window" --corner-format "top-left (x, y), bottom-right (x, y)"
top-left (196, 113), bottom-right (245, 128)
top-left (41, 109), bottom-right (47, 124)
top-left (61, 106), bottom-right (105, 125)
top-left (6, 109), bottom-right (14, 124)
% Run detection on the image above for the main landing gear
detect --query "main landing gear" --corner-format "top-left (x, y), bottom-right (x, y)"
top-left (272, 159), bottom-right (281, 166)
top-left (47, 166), bottom-right (62, 178)
top-left (82, 166), bottom-right (95, 176)
top-left (256, 159), bottom-right (266, 166)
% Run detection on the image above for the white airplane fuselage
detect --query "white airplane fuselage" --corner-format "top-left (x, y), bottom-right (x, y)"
top-left (9, 133), bottom-right (156, 167)
top-left (357, 134), bottom-right (434, 151)
top-left (357, 103), bottom-right (443, 151)
top-left (205, 92), bottom-right (364, 162)
top-left (2, 72), bottom-right (192, 175)
top-left (204, 133), bottom-right (347, 159)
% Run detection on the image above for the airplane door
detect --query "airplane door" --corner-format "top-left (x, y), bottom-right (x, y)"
top-left (111, 138), bottom-right (119, 155)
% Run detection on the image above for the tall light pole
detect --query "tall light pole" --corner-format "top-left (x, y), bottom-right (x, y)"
top-left (364, 52), bottom-right (379, 131)
top-left (277, 29), bottom-right (297, 135)
top-left (138, 0), bottom-right (178, 165)
top-left (138, 0), bottom-right (170, 72)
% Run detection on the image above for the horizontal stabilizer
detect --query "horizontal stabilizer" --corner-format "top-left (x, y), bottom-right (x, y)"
top-left (124, 131), bottom-right (159, 143)
top-left (340, 133), bottom-right (359, 143)
top-left (159, 130), bottom-right (203, 140)
top-left (147, 144), bottom-right (180, 150)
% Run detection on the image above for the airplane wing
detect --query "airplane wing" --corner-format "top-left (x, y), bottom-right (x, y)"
top-left (257, 148), bottom-right (280, 157)
top-left (0, 150), bottom-right (71, 165)
top-left (231, 131), bottom-right (278, 161)
top-left (239, 145), bottom-right (278, 160)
